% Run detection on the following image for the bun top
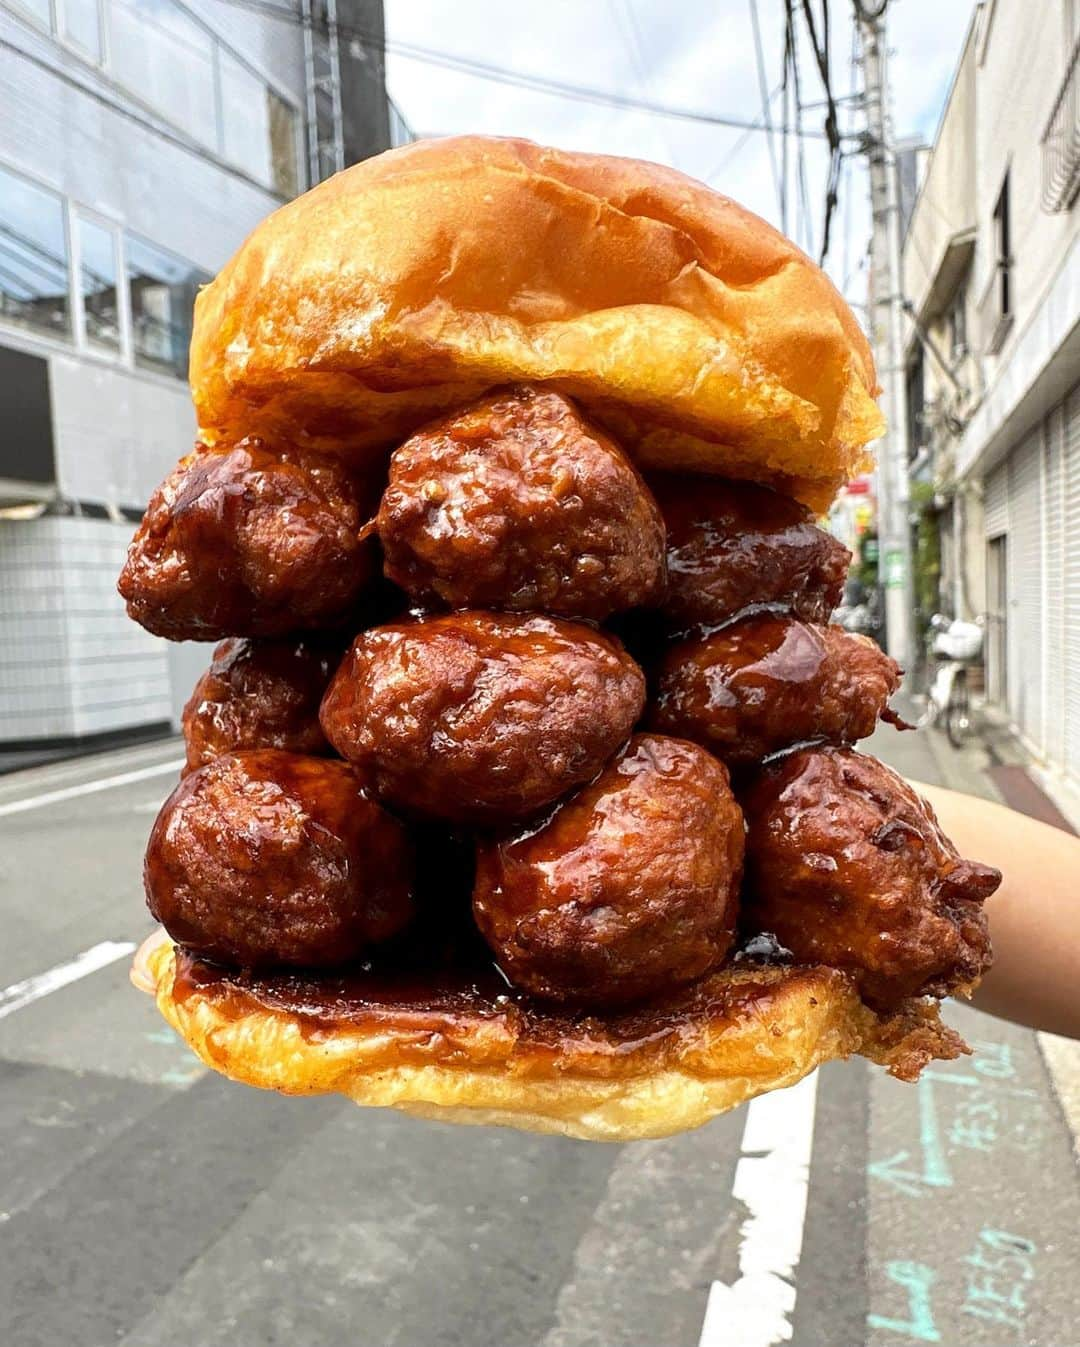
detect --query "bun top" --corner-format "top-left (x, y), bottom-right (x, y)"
top-left (190, 135), bottom-right (882, 509)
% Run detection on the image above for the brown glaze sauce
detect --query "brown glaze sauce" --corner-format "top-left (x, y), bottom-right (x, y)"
top-left (171, 946), bottom-right (827, 1078)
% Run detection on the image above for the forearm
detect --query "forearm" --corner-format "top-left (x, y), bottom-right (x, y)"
top-left (913, 781), bottom-right (1080, 1039)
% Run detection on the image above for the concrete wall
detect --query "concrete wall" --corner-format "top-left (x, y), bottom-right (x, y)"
top-left (904, 23), bottom-right (976, 318)
top-left (0, 516), bottom-right (170, 741)
top-left (972, 0), bottom-right (1080, 375)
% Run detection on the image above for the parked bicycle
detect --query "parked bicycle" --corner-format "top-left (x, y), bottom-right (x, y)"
top-left (922, 613), bottom-right (984, 748)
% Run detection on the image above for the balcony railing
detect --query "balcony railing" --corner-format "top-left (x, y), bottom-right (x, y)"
top-left (1042, 31), bottom-right (1080, 211)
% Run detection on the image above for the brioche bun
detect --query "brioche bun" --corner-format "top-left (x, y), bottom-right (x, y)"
top-left (190, 136), bottom-right (882, 511)
top-left (139, 937), bottom-right (964, 1142)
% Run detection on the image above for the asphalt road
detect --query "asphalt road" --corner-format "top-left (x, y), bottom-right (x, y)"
top-left (1, 731), bottom-right (1078, 1347)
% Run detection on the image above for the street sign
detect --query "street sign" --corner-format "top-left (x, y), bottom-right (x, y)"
top-left (885, 549), bottom-right (906, 588)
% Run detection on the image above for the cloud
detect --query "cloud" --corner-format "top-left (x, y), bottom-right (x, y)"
top-left (384, 0), bottom-right (978, 305)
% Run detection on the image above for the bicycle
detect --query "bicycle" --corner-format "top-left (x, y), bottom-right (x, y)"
top-left (922, 614), bottom-right (984, 749)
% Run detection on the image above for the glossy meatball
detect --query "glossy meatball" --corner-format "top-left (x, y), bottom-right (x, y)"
top-left (378, 386), bottom-right (666, 619)
top-left (181, 637), bottom-right (344, 773)
top-left (650, 473), bottom-right (850, 630)
top-left (473, 734), bottom-right (745, 1006)
top-left (119, 440), bottom-right (375, 640)
top-left (144, 751), bottom-right (413, 970)
top-left (650, 615), bottom-right (901, 765)
top-left (741, 746), bottom-right (999, 1009)
top-left (320, 611), bottom-right (645, 825)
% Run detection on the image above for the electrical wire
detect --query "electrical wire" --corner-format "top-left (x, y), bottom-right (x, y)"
top-left (839, 21), bottom-right (859, 298)
top-left (798, 0), bottom-right (842, 262)
top-left (703, 84), bottom-right (783, 183)
top-left (780, 11), bottom-right (792, 234)
top-left (784, 0), bottom-right (814, 256)
top-left (211, 0), bottom-right (831, 138)
top-left (748, 0), bottom-right (782, 218)
top-left (611, 0), bottom-right (680, 168)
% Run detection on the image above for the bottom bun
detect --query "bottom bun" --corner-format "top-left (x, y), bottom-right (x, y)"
top-left (144, 940), bottom-right (967, 1142)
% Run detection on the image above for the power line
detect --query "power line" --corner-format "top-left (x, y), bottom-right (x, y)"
top-left (840, 21), bottom-right (859, 297)
top-left (212, 0), bottom-right (831, 138)
top-left (611, 0), bottom-right (680, 168)
top-left (703, 84), bottom-right (783, 183)
top-left (784, 0), bottom-right (815, 256)
top-left (748, 0), bottom-right (782, 218)
top-left (780, 10), bottom-right (792, 234)
top-left (797, 0), bottom-right (842, 262)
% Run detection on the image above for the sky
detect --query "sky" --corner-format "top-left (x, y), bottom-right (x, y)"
top-left (383, 0), bottom-right (978, 312)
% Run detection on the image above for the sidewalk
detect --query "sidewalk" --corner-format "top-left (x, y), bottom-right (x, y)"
top-left (870, 696), bottom-right (1080, 1164)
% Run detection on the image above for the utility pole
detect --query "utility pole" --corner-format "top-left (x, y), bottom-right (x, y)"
top-left (855, 1), bottom-right (915, 672)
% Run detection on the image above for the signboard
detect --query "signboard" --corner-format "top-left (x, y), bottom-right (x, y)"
top-left (885, 549), bottom-right (906, 589)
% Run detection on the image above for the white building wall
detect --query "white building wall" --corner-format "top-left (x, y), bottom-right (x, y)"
top-left (0, 517), bottom-right (170, 741)
top-left (0, 0), bottom-right (306, 743)
top-left (903, 0), bottom-right (1080, 782)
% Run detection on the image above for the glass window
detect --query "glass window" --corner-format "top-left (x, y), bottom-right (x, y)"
top-left (110, 0), bottom-right (217, 150)
top-left (268, 91), bottom-right (299, 197)
top-left (219, 50), bottom-right (300, 196)
top-left (219, 48), bottom-right (273, 186)
top-left (0, 164), bottom-right (71, 340)
top-left (126, 234), bottom-right (209, 379)
top-left (15, 0), bottom-right (53, 26)
top-left (62, 0), bottom-right (103, 60)
top-left (949, 285), bottom-right (968, 357)
top-left (77, 216), bottom-right (120, 353)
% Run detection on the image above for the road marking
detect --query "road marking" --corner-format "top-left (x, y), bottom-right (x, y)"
top-left (0, 759), bottom-right (182, 819)
top-left (0, 941), bottom-right (137, 1021)
top-left (698, 1071), bottom-right (819, 1347)
top-left (0, 741), bottom-right (181, 798)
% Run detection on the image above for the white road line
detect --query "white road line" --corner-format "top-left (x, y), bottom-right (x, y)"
top-left (0, 940), bottom-right (137, 1021)
top-left (0, 741), bottom-right (181, 797)
top-left (0, 759), bottom-right (183, 819)
top-left (698, 1071), bottom-right (819, 1347)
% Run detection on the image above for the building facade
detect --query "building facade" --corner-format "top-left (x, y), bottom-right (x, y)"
top-left (0, 0), bottom-right (403, 745)
top-left (902, 0), bottom-right (1080, 788)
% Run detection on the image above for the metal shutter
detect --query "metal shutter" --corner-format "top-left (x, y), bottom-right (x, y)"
top-left (1044, 406), bottom-right (1066, 765)
top-left (1064, 386), bottom-right (1080, 783)
top-left (985, 461), bottom-right (1009, 536)
top-left (1006, 430), bottom-right (1044, 752)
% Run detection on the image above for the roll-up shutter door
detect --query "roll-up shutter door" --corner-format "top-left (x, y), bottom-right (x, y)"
top-left (985, 461), bottom-right (1009, 536)
top-left (1044, 406), bottom-right (1065, 766)
top-left (1006, 430), bottom-right (1044, 752)
top-left (1064, 385), bottom-right (1080, 784)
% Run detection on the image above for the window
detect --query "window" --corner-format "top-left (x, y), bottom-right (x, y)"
top-left (0, 164), bottom-right (71, 340)
top-left (993, 173), bottom-right (1012, 321)
top-left (76, 216), bottom-right (121, 353)
top-left (268, 92), bottom-right (299, 197)
top-left (110, 0), bottom-right (218, 151)
top-left (217, 47), bottom-right (299, 196)
top-left (905, 347), bottom-right (925, 463)
top-left (103, 0), bottom-right (301, 195)
top-left (220, 48), bottom-right (272, 186)
top-left (62, 0), bottom-right (104, 61)
top-left (16, 0), bottom-right (53, 25)
top-left (126, 234), bottom-right (209, 379)
top-left (949, 283), bottom-right (968, 357)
